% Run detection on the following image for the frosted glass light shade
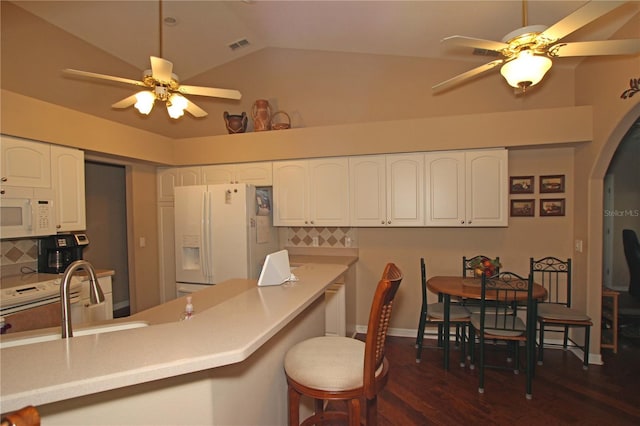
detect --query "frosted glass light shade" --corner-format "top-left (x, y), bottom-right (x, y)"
top-left (500, 50), bottom-right (552, 88)
top-left (167, 94), bottom-right (188, 119)
top-left (134, 91), bottom-right (155, 115)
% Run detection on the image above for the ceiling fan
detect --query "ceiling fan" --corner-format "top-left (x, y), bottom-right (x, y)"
top-left (62, 1), bottom-right (241, 119)
top-left (433, 0), bottom-right (640, 93)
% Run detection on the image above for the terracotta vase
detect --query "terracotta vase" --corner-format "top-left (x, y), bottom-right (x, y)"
top-left (223, 111), bottom-right (247, 134)
top-left (251, 99), bottom-right (272, 131)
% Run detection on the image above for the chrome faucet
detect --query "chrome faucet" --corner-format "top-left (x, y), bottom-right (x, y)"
top-left (60, 260), bottom-right (105, 338)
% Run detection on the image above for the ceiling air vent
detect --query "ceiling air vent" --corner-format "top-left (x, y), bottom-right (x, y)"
top-left (228, 38), bottom-right (250, 51)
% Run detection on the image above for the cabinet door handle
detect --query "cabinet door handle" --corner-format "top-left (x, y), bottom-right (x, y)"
top-left (1, 177), bottom-right (7, 182)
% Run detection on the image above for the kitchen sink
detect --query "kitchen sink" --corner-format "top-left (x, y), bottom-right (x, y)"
top-left (0, 321), bottom-right (149, 349)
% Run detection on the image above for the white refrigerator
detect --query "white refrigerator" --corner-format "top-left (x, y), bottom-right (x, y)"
top-left (174, 183), bottom-right (279, 296)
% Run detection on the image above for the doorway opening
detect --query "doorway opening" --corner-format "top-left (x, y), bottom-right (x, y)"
top-left (84, 161), bottom-right (130, 318)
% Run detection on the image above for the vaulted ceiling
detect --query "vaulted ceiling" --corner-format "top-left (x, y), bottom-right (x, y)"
top-left (2, 1), bottom-right (638, 139)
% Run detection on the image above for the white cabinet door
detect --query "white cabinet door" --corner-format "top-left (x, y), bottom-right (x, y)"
top-left (157, 168), bottom-right (178, 203)
top-left (349, 154), bottom-right (423, 226)
top-left (157, 167), bottom-right (201, 203)
top-left (424, 151), bottom-right (465, 226)
top-left (274, 159), bottom-right (349, 226)
top-left (51, 145), bottom-right (86, 231)
top-left (201, 165), bottom-right (235, 185)
top-left (465, 149), bottom-right (508, 227)
top-left (273, 160), bottom-right (308, 226)
top-left (178, 167), bottom-right (201, 186)
top-left (1, 135), bottom-right (51, 188)
top-left (425, 149), bottom-right (508, 227)
top-left (201, 162), bottom-right (272, 186)
top-left (309, 158), bottom-right (349, 226)
top-left (235, 162), bottom-right (272, 186)
top-left (349, 155), bottom-right (387, 226)
top-left (386, 153), bottom-right (424, 226)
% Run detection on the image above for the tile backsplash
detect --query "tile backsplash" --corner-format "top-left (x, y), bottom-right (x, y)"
top-left (1, 238), bottom-right (39, 276)
top-left (1, 238), bottom-right (38, 265)
top-left (285, 227), bottom-right (357, 248)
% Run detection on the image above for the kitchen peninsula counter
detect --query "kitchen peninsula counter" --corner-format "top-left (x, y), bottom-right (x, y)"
top-left (0, 263), bottom-right (347, 424)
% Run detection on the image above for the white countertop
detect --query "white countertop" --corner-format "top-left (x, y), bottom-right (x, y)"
top-left (0, 263), bottom-right (347, 412)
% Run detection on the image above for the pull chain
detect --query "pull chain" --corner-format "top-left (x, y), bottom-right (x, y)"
top-left (159, 0), bottom-right (163, 58)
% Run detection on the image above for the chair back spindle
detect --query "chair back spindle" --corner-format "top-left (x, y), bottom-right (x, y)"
top-left (530, 257), bottom-right (571, 307)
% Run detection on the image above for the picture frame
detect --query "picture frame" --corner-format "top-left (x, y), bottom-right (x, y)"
top-left (510, 199), bottom-right (535, 217)
top-left (509, 176), bottom-right (534, 194)
top-left (540, 175), bottom-right (565, 193)
top-left (540, 198), bottom-right (565, 216)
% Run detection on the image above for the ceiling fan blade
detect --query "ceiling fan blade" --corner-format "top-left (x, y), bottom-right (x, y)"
top-left (111, 95), bottom-right (138, 109)
top-left (540, 1), bottom-right (626, 43)
top-left (178, 85), bottom-right (242, 100)
top-left (184, 99), bottom-right (208, 118)
top-left (63, 69), bottom-right (145, 87)
top-left (549, 39), bottom-right (640, 57)
top-left (432, 59), bottom-right (504, 93)
top-left (441, 35), bottom-right (508, 52)
top-left (150, 56), bottom-right (174, 83)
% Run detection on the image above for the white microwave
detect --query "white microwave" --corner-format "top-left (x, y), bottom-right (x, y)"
top-left (0, 186), bottom-right (57, 238)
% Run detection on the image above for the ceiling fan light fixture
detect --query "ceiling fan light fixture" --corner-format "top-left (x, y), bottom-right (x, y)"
top-left (166, 93), bottom-right (188, 119)
top-left (500, 50), bottom-right (551, 89)
top-left (134, 91), bottom-right (156, 115)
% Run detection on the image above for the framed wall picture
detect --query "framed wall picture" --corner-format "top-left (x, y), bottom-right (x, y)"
top-left (510, 199), bottom-right (535, 217)
top-left (540, 198), bottom-right (565, 216)
top-left (509, 176), bottom-right (534, 194)
top-left (540, 175), bottom-right (565, 193)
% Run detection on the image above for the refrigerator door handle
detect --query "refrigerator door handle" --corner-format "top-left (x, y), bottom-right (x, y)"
top-left (202, 191), bottom-right (212, 281)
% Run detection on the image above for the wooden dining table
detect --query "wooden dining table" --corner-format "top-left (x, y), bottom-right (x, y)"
top-left (426, 276), bottom-right (547, 370)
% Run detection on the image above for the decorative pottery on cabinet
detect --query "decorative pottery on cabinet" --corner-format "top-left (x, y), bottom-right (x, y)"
top-left (271, 111), bottom-right (291, 130)
top-left (251, 99), bottom-right (272, 131)
top-left (223, 111), bottom-right (248, 134)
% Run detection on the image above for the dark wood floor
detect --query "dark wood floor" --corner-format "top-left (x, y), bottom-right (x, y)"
top-left (368, 333), bottom-right (640, 425)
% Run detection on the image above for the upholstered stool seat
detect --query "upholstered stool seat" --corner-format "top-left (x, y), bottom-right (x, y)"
top-left (285, 336), bottom-right (376, 391)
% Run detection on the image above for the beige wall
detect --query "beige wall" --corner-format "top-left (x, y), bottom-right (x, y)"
top-left (126, 164), bottom-right (161, 313)
top-left (572, 13), bottom-right (640, 355)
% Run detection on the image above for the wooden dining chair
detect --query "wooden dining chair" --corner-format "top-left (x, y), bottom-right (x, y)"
top-left (469, 271), bottom-right (535, 399)
top-left (416, 258), bottom-right (470, 367)
top-left (284, 263), bottom-right (403, 426)
top-left (530, 257), bottom-right (592, 369)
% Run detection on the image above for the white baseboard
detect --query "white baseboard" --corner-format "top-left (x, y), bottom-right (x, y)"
top-left (354, 325), bottom-right (602, 365)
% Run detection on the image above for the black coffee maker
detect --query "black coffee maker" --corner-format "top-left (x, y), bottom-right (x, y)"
top-left (38, 233), bottom-right (89, 273)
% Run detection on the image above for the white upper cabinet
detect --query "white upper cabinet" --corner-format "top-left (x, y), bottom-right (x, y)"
top-left (350, 155), bottom-right (386, 226)
top-left (350, 153), bottom-right (423, 226)
top-left (386, 153), bottom-right (424, 226)
top-left (51, 145), bottom-right (86, 231)
top-left (425, 149), bottom-right (508, 227)
top-left (273, 160), bottom-right (308, 226)
top-left (157, 167), bottom-right (201, 203)
top-left (273, 158), bottom-right (349, 226)
top-left (309, 158), bottom-right (350, 226)
top-left (1, 135), bottom-right (51, 188)
top-left (201, 162), bottom-right (272, 186)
